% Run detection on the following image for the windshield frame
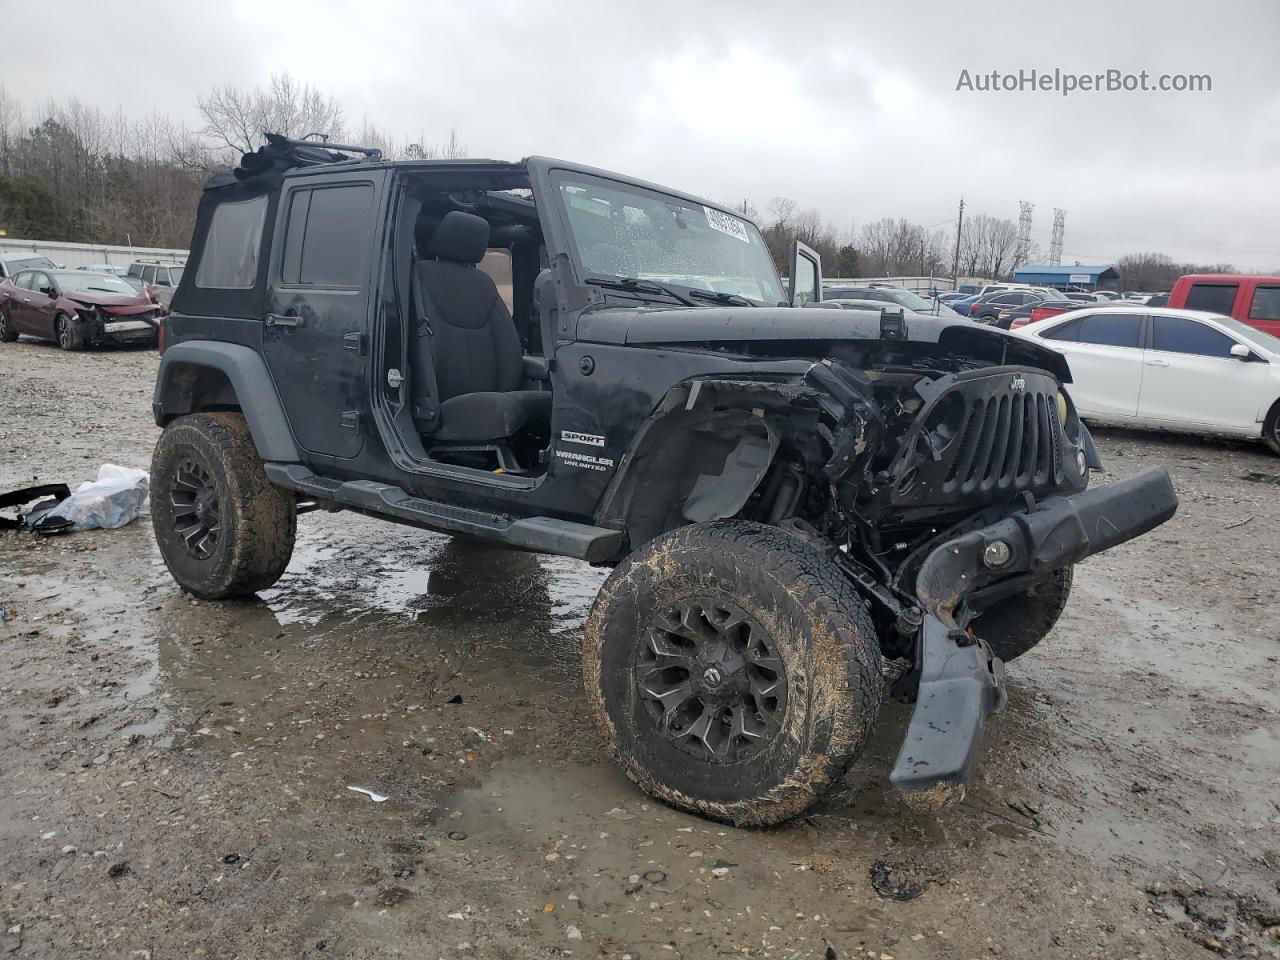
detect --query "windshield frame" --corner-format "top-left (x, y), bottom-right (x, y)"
top-left (546, 168), bottom-right (784, 307)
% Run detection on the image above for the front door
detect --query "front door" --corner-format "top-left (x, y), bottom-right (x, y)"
top-left (20, 272), bottom-right (58, 337)
top-left (262, 172), bottom-right (386, 460)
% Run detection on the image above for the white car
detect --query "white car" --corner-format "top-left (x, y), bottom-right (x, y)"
top-left (1013, 306), bottom-right (1280, 453)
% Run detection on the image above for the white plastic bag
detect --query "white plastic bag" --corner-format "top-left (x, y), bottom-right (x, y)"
top-left (34, 464), bottom-right (149, 532)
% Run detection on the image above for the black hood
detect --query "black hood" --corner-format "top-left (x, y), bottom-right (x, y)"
top-left (576, 305), bottom-right (1074, 382)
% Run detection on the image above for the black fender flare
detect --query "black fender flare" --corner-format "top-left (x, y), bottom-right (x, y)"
top-left (595, 383), bottom-right (780, 549)
top-left (152, 341), bottom-right (301, 463)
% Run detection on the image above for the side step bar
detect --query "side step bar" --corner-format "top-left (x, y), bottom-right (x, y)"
top-left (264, 464), bottom-right (624, 563)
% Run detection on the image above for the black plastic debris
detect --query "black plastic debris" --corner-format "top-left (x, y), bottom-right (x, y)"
top-left (107, 861), bottom-right (130, 879)
top-left (0, 483), bottom-right (70, 530)
top-left (869, 860), bottom-right (926, 901)
top-left (446, 694), bottom-right (464, 705)
top-left (447, 830), bottom-right (467, 842)
top-left (222, 853), bottom-right (241, 864)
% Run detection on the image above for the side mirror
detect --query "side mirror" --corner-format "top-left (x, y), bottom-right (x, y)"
top-left (1229, 343), bottom-right (1251, 360)
top-left (40, 286), bottom-right (56, 297)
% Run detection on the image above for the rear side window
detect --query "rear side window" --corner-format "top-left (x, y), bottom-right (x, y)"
top-left (1043, 317), bottom-right (1081, 341)
top-left (1185, 282), bottom-right (1238, 314)
top-left (1151, 315), bottom-right (1237, 358)
top-left (141, 266), bottom-right (156, 284)
top-left (1049, 313), bottom-right (1142, 347)
top-left (280, 184), bottom-right (374, 287)
top-left (1249, 285), bottom-right (1280, 321)
top-left (1078, 312), bottom-right (1142, 347)
top-left (127, 263), bottom-right (144, 278)
top-left (195, 195), bottom-right (269, 289)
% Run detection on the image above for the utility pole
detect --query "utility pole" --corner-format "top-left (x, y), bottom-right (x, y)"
top-left (950, 197), bottom-right (964, 287)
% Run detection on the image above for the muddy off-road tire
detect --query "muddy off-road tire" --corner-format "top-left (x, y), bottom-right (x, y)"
top-left (150, 412), bottom-right (296, 600)
top-left (583, 520), bottom-right (883, 827)
top-left (972, 566), bottom-right (1074, 662)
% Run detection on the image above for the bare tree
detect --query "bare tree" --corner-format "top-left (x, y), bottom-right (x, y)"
top-left (197, 73), bottom-right (345, 156)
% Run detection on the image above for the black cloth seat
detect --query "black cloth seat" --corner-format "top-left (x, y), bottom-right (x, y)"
top-left (411, 211), bottom-right (548, 444)
top-left (435, 391), bottom-right (551, 443)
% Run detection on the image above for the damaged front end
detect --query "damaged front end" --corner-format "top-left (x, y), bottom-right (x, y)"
top-left (890, 466), bottom-right (1177, 811)
top-left (799, 350), bottom-right (1179, 813)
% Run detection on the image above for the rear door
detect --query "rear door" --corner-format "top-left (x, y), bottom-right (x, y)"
top-left (1183, 280), bottom-right (1240, 316)
top-left (1245, 281), bottom-right (1280, 338)
top-left (1039, 312), bottom-right (1145, 417)
top-left (262, 171), bottom-right (385, 460)
top-left (1137, 314), bottom-right (1268, 430)
top-left (5, 272), bottom-right (36, 331)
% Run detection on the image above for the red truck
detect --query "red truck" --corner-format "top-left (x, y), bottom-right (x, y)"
top-left (1167, 275), bottom-right (1280, 338)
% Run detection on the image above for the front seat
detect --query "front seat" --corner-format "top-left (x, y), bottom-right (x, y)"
top-left (412, 211), bottom-right (550, 445)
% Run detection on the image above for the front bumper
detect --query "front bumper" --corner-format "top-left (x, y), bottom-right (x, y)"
top-left (890, 467), bottom-right (1178, 813)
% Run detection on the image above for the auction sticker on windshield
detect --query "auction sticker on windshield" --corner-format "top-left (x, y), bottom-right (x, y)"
top-left (703, 206), bottom-right (751, 244)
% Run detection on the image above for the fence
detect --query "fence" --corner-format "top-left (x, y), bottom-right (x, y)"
top-left (0, 237), bottom-right (188, 271)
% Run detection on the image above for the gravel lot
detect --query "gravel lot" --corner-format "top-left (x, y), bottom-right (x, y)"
top-left (2, 340), bottom-right (1278, 959)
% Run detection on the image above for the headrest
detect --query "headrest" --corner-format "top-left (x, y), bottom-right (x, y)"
top-left (428, 211), bottom-right (489, 265)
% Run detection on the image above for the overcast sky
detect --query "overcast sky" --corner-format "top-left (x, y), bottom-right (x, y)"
top-left (3, 0), bottom-right (1278, 269)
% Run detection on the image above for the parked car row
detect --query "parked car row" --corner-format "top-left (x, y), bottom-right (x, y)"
top-left (1012, 305), bottom-right (1280, 453)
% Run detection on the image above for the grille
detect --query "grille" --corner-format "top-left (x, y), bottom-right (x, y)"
top-left (941, 387), bottom-right (1062, 495)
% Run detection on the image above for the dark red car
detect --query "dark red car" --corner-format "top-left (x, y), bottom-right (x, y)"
top-left (0, 269), bottom-right (163, 350)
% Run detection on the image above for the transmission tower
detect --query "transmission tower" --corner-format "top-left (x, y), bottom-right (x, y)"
top-left (1014, 201), bottom-right (1035, 270)
top-left (1049, 208), bottom-right (1065, 266)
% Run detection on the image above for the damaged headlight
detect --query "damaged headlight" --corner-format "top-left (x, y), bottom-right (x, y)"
top-left (75, 305), bottom-right (100, 324)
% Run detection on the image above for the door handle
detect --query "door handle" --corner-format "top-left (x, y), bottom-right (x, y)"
top-left (265, 313), bottom-right (304, 329)
top-left (20, 297), bottom-right (30, 303)
top-left (1145, 359), bottom-right (1170, 367)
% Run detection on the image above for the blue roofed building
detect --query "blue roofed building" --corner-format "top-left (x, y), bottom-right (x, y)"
top-left (1011, 264), bottom-right (1119, 291)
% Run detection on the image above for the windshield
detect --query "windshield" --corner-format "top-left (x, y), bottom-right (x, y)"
top-left (886, 289), bottom-right (935, 311)
top-left (53, 272), bottom-right (136, 295)
top-left (6, 256), bottom-right (57, 272)
top-left (554, 173), bottom-right (783, 305)
top-left (1215, 313), bottom-right (1280, 354)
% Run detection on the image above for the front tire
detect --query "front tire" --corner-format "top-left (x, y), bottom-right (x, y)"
top-left (150, 412), bottom-right (296, 600)
top-left (1263, 401), bottom-right (1280, 456)
top-left (0, 307), bottom-right (16, 342)
top-left (583, 520), bottom-right (883, 827)
top-left (972, 566), bottom-right (1074, 661)
top-left (55, 313), bottom-right (84, 351)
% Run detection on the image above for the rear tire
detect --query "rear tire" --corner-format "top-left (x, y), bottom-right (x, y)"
top-left (150, 412), bottom-right (296, 600)
top-left (1263, 401), bottom-right (1280, 456)
top-left (583, 520), bottom-right (883, 827)
top-left (972, 566), bottom-right (1073, 661)
top-left (0, 307), bottom-right (16, 342)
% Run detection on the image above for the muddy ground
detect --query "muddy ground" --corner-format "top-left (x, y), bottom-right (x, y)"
top-left (1, 340), bottom-right (1278, 960)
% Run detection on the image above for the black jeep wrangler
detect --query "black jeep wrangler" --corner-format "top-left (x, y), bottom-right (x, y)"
top-left (151, 136), bottom-right (1177, 825)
